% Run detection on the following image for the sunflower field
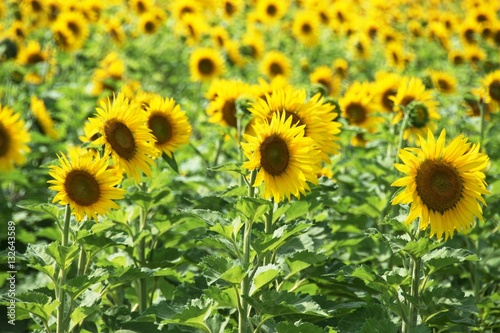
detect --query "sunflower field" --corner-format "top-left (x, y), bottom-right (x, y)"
top-left (1, 0), bottom-right (500, 332)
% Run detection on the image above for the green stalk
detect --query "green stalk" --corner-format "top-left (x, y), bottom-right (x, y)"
top-left (408, 254), bottom-right (421, 331)
top-left (239, 170), bottom-right (257, 333)
top-left (56, 205), bottom-right (71, 333)
top-left (137, 203), bottom-right (148, 313)
top-left (263, 203), bottom-right (274, 266)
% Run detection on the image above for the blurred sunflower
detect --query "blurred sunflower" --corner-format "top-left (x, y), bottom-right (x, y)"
top-left (332, 58), bottom-right (348, 79)
top-left (339, 81), bottom-right (382, 134)
top-left (392, 129), bottom-right (489, 240)
top-left (146, 95), bottom-right (192, 157)
top-left (31, 96), bottom-right (59, 140)
top-left (385, 42), bottom-right (410, 71)
top-left (291, 10), bottom-right (320, 47)
top-left (19, 0), bottom-right (48, 26)
top-left (259, 50), bottom-right (291, 79)
top-left (402, 101), bottom-right (440, 145)
top-left (309, 66), bottom-right (341, 97)
top-left (85, 93), bottom-right (157, 182)
top-left (481, 70), bottom-right (500, 104)
top-left (138, 11), bottom-right (162, 35)
top-left (189, 47), bottom-right (225, 82)
top-left (241, 30), bottom-right (264, 59)
top-left (48, 147), bottom-right (125, 222)
top-left (170, 0), bottom-right (201, 20)
top-left (16, 41), bottom-right (49, 65)
top-left (373, 71), bottom-right (401, 113)
top-left (0, 104), bottom-right (31, 172)
top-left (52, 11), bottom-right (89, 51)
top-left (448, 49), bottom-right (465, 66)
top-left (105, 17), bottom-right (126, 45)
top-left (210, 26), bottom-right (230, 48)
top-left (174, 13), bottom-right (207, 45)
top-left (428, 70), bottom-right (456, 94)
top-left (250, 87), bottom-right (341, 162)
top-left (390, 76), bottom-right (438, 124)
top-left (219, 0), bottom-right (244, 20)
top-left (459, 19), bottom-right (480, 45)
top-left (256, 0), bottom-right (288, 25)
top-left (465, 44), bottom-right (486, 66)
top-left (463, 88), bottom-right (495, 119)
top-left (224, 39), bottom-right (246, 67)
top-left (348, 32), bottom-right (371, 60)
top-left (129, 0), bottom-right (153, 15)
top-left (206, 79), bottom-right (250, 128)
top-left (242, 111), bottom-right (321, 202)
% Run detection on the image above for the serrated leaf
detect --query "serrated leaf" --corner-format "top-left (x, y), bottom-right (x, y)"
top-left (244, 290), bottom-right (329, 319)
top-left (15, 292), bottom-right (59, 323)
top-left (204, 286), bottom-right (239, 308)
top-left (159, 299), bottom-right (215, 333)
top-left (46, 241), bottom-right (80, 270)
top-left (200, 255), bottom-right (245, 285)
top-left (422, 247), bottom-right (479, 273)
top-left (249, 264), bottom-right (280, 296)
top-left (351, 265), bottom-right (397, 298)
top-left (285, 251), bottom-right (327, 276)
top-left (69, 305), bottom-right (100, 331)
top-left (402, 238), bottom-right (433, 258)
top-left (17, 203), bottom-right (60, 221)
top-left (253, 221), bottom-right (311, 254)
top-left (64, 268), bottom-right (109, 299)
top-left (162, 152), bottom-right (179, 173)
top-left (276, 321), bottom-right (324, 333)
top-left (235, 197), bottom-right (272, 223)
top-left (221, 185), bottom-right (247, 197)
top-left (359, 318), bottom-right (398, 333)
top-left (285, 201), bottom-right (310, 221)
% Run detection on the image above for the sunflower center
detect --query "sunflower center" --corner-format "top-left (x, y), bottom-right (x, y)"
top-left (31, 0), bottom-right (43, 12)
top-left (67, 21), bottom-right (81, 36)
top-left (400, 95), bottom-right (415, 107)
top-left (488, 80), bottom-right (500, 102)
top-left (408, 104), bottom-right (429, 128)
top-left (148, 114), bottom-right (172, 144)
top-left (260, 134), bottom-right (289, 176)
top-left (64, 170), bottom-right (101, 207)
top-left (104, 120), bottom-right (136, 160)
top-left (437, 78), bottom-right (450, 91)
top-left (346, 103), bottom-right (367, 124)
top-left (266, 4), bottom-right (277, 17)
top-left (415, 159), bottom-right (463, 214)
top-left (198, 58), bottom-right (215, 75)
top-left (318, 79), bottom-right (331, 95)
top-left (464, 29), bottom-right (475, 43)
top-left (282, 111), bottom-right (302, 126)
top-left (145, 21), bottom-right (155, 33)
top-left (381, 88), bottom-right (397, 111)
top-left (137, 0), bottom-right (146, 13)
top-left (301, 23), bottom-right (312, 34)
top-left (27, 52), bottom-right (45, 64)
top-left (269, 62), bottom-right (283, 76)
top-left (0, 124), bottom-right (10, 157)
top-left (225, 1), bottom-right (236, 15)
top-left (222, 100), bottom-right (237, 127)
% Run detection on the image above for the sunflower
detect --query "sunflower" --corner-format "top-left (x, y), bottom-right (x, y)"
top-left (391, 129), bottom-right (489, 240)
top-left (385, 42), bottom-right (409, 71)
top-left (146, 95), bottom-right (192, 157)
top-left (138, 11), bottom-right (162, 35)
top-left (249, 87), bottom-right (341, 162)
top-left (348, 32), bottom-right (371, 60)
top-left (170, 0), bottom-right (201, 21)
top-left (448, 49), bottom-right (465, 66)
top-left (259, 50), bottom-right (291, 79)
top-left (52, 11), bottom-right (89, 51)
top-left (291, 10), bottom-right (320, 47)
top-left (105, 17), bottom-right (126, 45)
top-left (373, 71), bottom-right (401, 113)
top-left (129, 0), bottom-right (153, 15)
top-left (84, 93), bottom-right (158, 182)
top-left (339, 81), bottom-right (382, 133)
top-left (332, 58), bottom-right (348, 79)
top-left (31, 96), bottom-right (59, 139)
top-left (16, 41), bottom-right (49, 65)
top-left (189, 47), bottom-right (225, 82)
top-left (241, 30), bottom-right (264, 59)
top-left (481, 70), bottom-right (500, 104)
top-left (224, 39), bottom-right (246, 67)
top-left (219, 0), bottom-right (244, 20)
top-left (309, 66), bottom-right (341, 97)
top-left (210, 26), bottom-right (230, 48)
top-left (463, 88), bottom-right (495, 119)
top-left (206, 79), bottom-right (250, 128)
top-left (256, 0), bottom-right (288, 25)
top-left (174, 13), bottom-right (208, 45)
top-left (242, 111), bottom-right (321, 202)
top-left (428, 70), bottom-right (456, 94)
top-left (390, 76), bottom-right (438, 124)
top-left (402, 102), bottom-right (440, 145)
top-left (0, 104), bottom-right (31, 172)
top-left (459, 19), bottom-right (480, 45)
top-left (48, 147), bottom-right (125, 222)
top-left (465, 44), bottom-right (486, 66)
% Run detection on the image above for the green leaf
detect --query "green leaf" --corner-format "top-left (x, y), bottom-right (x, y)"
top-left (46, 241), bottom-right (80, 270)
top-left (359, 318), bottom-right (398, 333)
top-left (207, 162), bottom-right (244, 175)
top-left (276, 321), bottom-right (324, 333)
top-left (422, 247), bottom-right (479, 273)
top-left (286, 251), bottom-right (327, 276)
top-left (64, 267), bottom-right (110, 299)
top-left (220, 185), bottom-right (247, 197)
top-left (15, 292), bottom-right (59, 323)
top-left (244, 290), bottom-right (329, 319)
top-left (285, 201), bottom-right (310, 221)
top-left (249, 264), bottom-right (280, 296)
top-left (158, 299), bottom-right (215, 332)
top-left (253, 221), bottom-right (311, 254)
top-left (26, 243), bottom-right (57, 280)
top-left (235, 197), bottom-right (272, 222)
top-left (17, 203), bottom-right (61, 221)
top-left (204, 286), bottom-right (239, 309)
top-left (69, 305), bottom-right (100, 331)
top-left (200, 255), bottom-right (245, 285)
top-left (401, 237), bottom-right (433, 258)
top-left (162, 152), bottom-right (179, 173)
top-left (351, 265), bottom-right (397, 298)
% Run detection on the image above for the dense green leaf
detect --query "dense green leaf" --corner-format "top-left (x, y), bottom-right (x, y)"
top-left (401, 238), bottom-right (433, 258)
top-left (359, 318), bottom-right (398, 333)
top-left (163, 152), bottom-right (179, 173)
top-left (250, 264), bottom-right (280, 296)
top-left (200, 255), bottom-right (246, 285)
top-left (207, 162), bottom-right (244, 175)
top-left (285, 250), bottom-right (327, 276)
top-left (46, 241), bottom-right (80, 270)
top-left (17, 203), bottom-right (61, 221)
top-left (422, 247), bottom-right (479, 273)
top-left (64, 267), bottom-right (110, 299)
top-left (275, 321), bottom-right (324, 333)
top-left (235, 197), bottom-right (272, 222)
top-left (252, 221), bottom-right (311, 254)
top-left (15, 292), bottom-right (59, 323)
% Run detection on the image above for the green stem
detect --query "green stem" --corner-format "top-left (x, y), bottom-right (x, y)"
top-left (239, 170), bottom-right (258, 333)
top-left (56, 205), bottom-right (71, 333)
top-left (395, 106), bottom-right (411, 164)
top-left (408, 254), bottom-right (421, 331)
top-left (137, 202), bottom-right (148, 313)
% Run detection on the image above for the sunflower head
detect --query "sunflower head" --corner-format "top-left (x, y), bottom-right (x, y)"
top-left (392, 129), bottom-right (489, 240)
top-left (481, 70), bottom-right (500, 104)
top-left (189, 47), bottom-right (225, 82)
top-left (0, 104), bottom-right (31, 172)
top-left (259, 50), bottom-right (291, 79)
top-left (48, 147), bottom-right (125, 222)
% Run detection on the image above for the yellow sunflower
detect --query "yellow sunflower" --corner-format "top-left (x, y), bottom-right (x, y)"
top-left (332, 58), bottom-right (348, 79)
top-left (309, 66), bottom-right (341, 97)
top-left (52, 11), bottom-right (89, 51)
top-left (390, 76), bottom-right (438, 124)
top-left (373, 71), bottom-right (401, 113)
top-left (402, 102), bottom-right (440, 145)
top-left (481, 70), bottom-right (500, 104)
top-left (16, 41), bottom-right (49, 65)
top-left (206, 79), bottom-right (250, 128)
top-left (84, 93), bottom-right (158, 182)
top-left (249, 87), bottom-right (341, 162)
top-left (138, 11), bottom-right (162, 35)
top-left (259, 50), bottom-right (291, 79)
top-left (242, 111), bottom-right (321, 202)
top-left (241, 30), bottom-right (265, 59)
top-left (256, 0), bottom-right (288, 25)
top-left (339, 81), bottom-right (382, 133)
top-left (219, 0), bottom-right (244, 20)
top-left (189, 47), bottom-right (225, 82)
top-left (428, 70), bottom-right (456, 94)
top-left (146, 95), bottom-right (192, 157)
top-left (210, 26), bottom-right (230, 48)
top-left (170, 0), bottom-right (201, 21)
top-left (392, 129), bottom-right (489, 240)
top-left (48, 147), bottom-right (125, 222)
top-left (0, 104), bottom-right (31, 172)
top-left (291, 10), bottom-right (320, 47)
top-left (31, 96), bottom-right (59, 140)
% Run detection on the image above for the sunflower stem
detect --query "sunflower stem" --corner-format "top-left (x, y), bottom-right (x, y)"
top-left (137, 201), bottom-right (148, 313)
top-left (263, 201), bottom-right (274, 266)
top-left (56, 205), bottom-right (71, 333)
top-left (395, 106), bottom-right (411, 164)
top-left (239, 169), bottom-right (258, 333)
top-left (407, 254), bottom-right (421, 331)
